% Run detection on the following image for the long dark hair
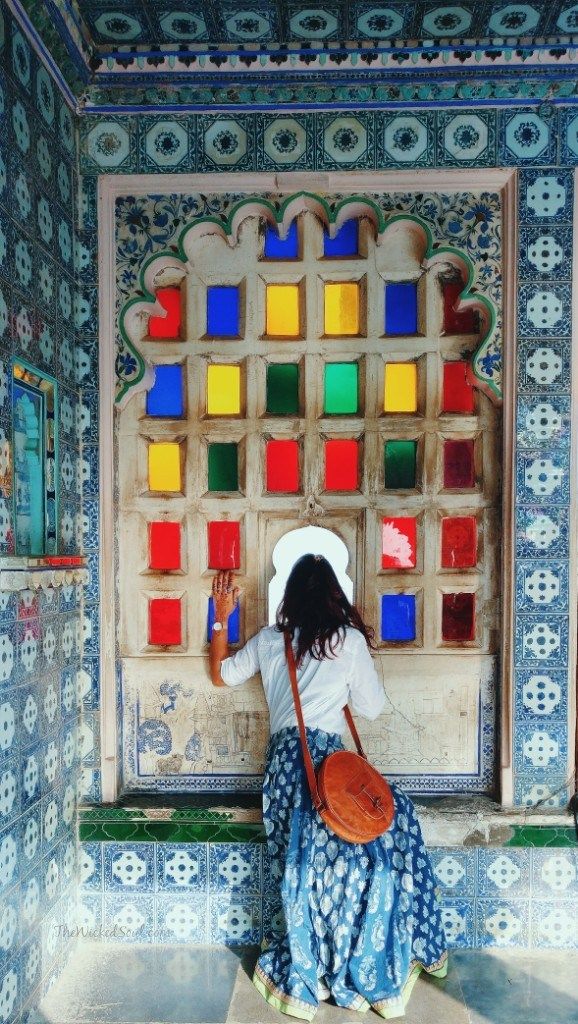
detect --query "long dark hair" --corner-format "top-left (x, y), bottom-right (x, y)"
top-left (276, 553), bottom-right (376, 666)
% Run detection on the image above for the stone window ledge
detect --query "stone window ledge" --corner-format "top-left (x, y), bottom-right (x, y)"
top-left (78, 794), bottom-right (576, 848)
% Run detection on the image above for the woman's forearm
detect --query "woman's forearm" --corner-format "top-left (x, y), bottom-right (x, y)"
top-left (209, 626), bottom-right (229, 686)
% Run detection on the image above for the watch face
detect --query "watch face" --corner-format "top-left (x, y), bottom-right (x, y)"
top-left (212, 622), bottom-right (223, 631)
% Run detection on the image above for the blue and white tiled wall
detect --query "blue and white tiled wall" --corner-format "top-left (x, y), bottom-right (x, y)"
top-left (0, 8), bottom-right (85, 1023)
top-left (77, 841), bottom-right (578, 949)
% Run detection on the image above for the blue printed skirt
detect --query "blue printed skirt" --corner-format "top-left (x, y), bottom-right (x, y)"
top-left (252, 726), bottom-right (448, 1021)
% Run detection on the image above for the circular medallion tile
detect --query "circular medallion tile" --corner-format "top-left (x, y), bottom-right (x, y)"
top-left (356, 8), bottom-right (403, 37)
top-left (324, 116), bottom-right (367, 164)
top-left (264, 118), bottom-right (307, 165)
top-left (204, 119), bottom-right (247, 166)
top-left (505, 113), bottom-right (549, 160)
top-left (489, 3), bottom-right (540, 35)
top-left (159, 12), bottom-right (207, 41)
top-left (145, 121), bottom-right (189, 168)
top-left (557, 4), bottom-right (578, 32)
top-left (225, 12), bottom-right (271, 40)
top-left (87, 122), bottom-right (131, 169)
top-left (94, 12), bottom-right (143, 42)
top-left (421, 5), bottom-right (472, 36)
top-left (289, 8), bottom-right (338, 39)
top-left (444, 114), bottom-right (488, 161)
top-left (383, 115), bottom-right (428, 163)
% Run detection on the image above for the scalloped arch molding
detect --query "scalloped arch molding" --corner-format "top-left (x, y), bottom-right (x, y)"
top-left (117, 191), bottom-right (499, 406)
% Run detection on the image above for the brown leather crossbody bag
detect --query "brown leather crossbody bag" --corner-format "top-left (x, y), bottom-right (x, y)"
top-left (284, 631), bottom-right (394, 844)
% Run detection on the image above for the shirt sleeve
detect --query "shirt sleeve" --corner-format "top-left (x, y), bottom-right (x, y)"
top-left (347, 632), bottom-right (386, 720)
top-left (219, 632), bottom-right (260, 687)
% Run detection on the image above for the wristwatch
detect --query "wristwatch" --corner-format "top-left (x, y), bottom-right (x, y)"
top-left (212, 621), bottom-right (224, 632)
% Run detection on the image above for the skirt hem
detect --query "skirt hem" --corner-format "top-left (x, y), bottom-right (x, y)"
top-left (371, 951), bottom-right (449, 1020)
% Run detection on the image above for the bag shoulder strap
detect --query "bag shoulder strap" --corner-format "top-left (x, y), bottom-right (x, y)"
top-left (283, 632), bottom-right (368, 812)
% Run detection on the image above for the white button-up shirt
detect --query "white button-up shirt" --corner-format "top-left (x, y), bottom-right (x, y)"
top-left (220, 625), bottom-right (385, 736)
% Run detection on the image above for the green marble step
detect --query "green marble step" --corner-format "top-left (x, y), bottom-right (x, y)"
top-left (78, 805), bottom-right (266, 843)
top-left (505, 825), bottom-right (577, 848)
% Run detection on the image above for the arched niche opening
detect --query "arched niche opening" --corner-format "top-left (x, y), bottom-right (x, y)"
top-left (268, 525), bottom-right (353, 625)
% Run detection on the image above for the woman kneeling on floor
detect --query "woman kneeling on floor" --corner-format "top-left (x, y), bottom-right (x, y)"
top-left (209, 554), bottom-right (448, 1020)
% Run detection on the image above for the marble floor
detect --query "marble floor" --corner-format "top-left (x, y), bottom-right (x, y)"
top-left (35, 943), bottom-right (578, 1024)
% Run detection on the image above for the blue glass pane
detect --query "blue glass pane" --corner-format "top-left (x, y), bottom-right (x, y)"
top-left (146, 364), bottom-right (184, 417)
top-left (264, 221), bottom-right (299, 259)
top-left (207, 286), bottom-right (240, 337)
top-left (207, 597), bottom-right (240, 643)
top-left (381, 594), bottom-right (416, 641)
top-left (385, 282), bottom-right (418, 335)
top-left (324, 219), bottom-right (358, 257)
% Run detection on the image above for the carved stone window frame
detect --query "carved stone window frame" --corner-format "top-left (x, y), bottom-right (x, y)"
top-left (98, 169), bottom-right (519, 805)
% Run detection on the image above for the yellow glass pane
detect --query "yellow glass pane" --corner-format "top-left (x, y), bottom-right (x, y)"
top-left (384, 363), bottom-right (417, 413)
top-left (266, 284), bottom-right (300, 337)
top-left (148, 442), bottom-right (181, 492)
top-left (324, 282), bottom-right (359, 336)
top-left (207, 365), bottom-right (241, 415)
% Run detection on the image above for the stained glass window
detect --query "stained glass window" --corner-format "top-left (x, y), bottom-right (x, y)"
top-left (207, 521), bottom-right (241, 569)
top-left (148, 442), bottom-right (181, 492)
top-left (384, 441), bottom-right (416, 489)
top-left (266, 440), bottom-right (299, 492)
top-left (207, 365), bottom-right (241, 415)
top-left (266, 364), bottom-right (299, 415)
top-left (119, 201), bottom-right (500, 792)
top-left (266, 284), bottom-right (300, 337)
top-left (325, 440), bottom-right (358, 491)
top-left (149, 522), bottom-right (181, 571)
top-left (149, 597), bottom-right (182, 645)
top-left (324, 363), bottom-right (358, 414)
top-left (146, 365), bottom-right (184, 418)
top-left (264, 221), bottom-right (299, 259)
top-left (385, 282), bottom-right (418, 336)
top-left (381, 594), bottom-right (416, 641)
top-left (206, 286), bottom-right (240, 338)
top-left (384, 363), bottom-right (417, 413)
top-left (148, 287), bottom-right (181, 339)
top-left (323, 220), bottom-right (358, 257)
top-left (208, 443), bottom-right (238, 491)
top-left (324, 282), bottom-right (359, 336)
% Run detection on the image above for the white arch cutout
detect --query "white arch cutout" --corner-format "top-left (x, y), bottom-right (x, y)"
top-left (268, 526), bottom-right (353, 626)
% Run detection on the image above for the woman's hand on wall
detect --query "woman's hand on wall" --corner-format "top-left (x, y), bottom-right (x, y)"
top-left (212, 570), bottom-right (240, 622)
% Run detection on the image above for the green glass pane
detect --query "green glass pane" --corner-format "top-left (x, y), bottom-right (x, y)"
top-left (324, 363), bottom-right (358, 414)
top-left (266, 364), bottom-right (299, 415)
top-left (208, 443), bottom-right (238, 491)
top-left (384, 440), bottom-right (416, 489)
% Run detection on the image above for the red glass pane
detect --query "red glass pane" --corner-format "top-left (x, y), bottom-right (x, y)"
top-left (442, 593), bottom-right (475, 641)
top-left (149, 287), bottom-right (181, 338)
top-left (149, 598), bottom-right (182, 645)
top-left (443, 440), bottom-right (475, 489)
top-left (442, 362), bottom-right (475, 413)
top-left (441, 517), bottom-right (477, 568)
top-left (325, 440), bottom-right (358, 491)
top-left (266, 440), bottom-right (299, 492)
top-left (149, 522), bottom-right (181, 571)
top-left (207, 521), bottom-right (240, 569)
top-left (382, 517), bottom-right (417, 569)
top-left (442, 281), bottom-right (478, 335)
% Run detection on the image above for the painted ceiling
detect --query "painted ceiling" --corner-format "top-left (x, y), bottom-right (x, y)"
top-left (49, 1), bottom-right (578, 48)
top-left (11, 0), bottom-right (578, 110)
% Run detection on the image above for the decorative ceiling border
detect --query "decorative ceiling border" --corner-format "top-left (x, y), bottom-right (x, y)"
top-left (7, 0), bottom-right (578, 112)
